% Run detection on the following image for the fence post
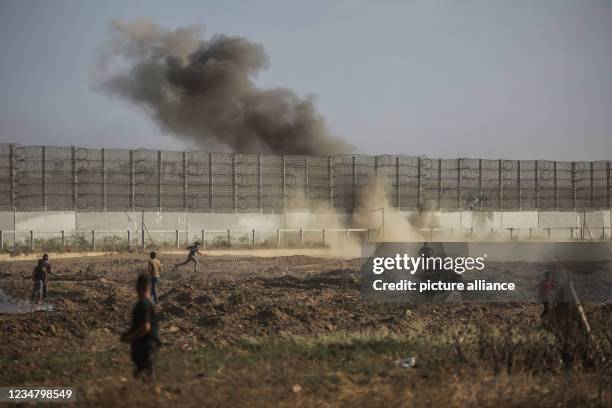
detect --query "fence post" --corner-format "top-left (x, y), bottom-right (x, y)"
top-left (258, 154), bottom-right (262, 213)
top-left (176, 230), bottom-right (180, 249)
top-left (498, 159), bottom-right (503, 211)
top-left (607, 161), bottom-right (611, 209)
top-left (141, 213), bottom-right (145, 249)
top-left (252, 229), bottom-right (256, 247)
top-left (374, 155), bottom-right (379, 180)
top-left (353, 155), bottom-right (357, 210)
top-left (417, 157), bottom-right (422, 210)
top-left (130, 150), bottom-right (135, 213)
top-left (457, 158), bottom-right (462, 209)
top-left (478, 158), bottom-right (483, 210)
top-left (571, 161), bottom-right (577, 210)
top-left (276, 229), bottom-right (280, 247)
top-left (102, 148), bottom-right (107, 211)
top-left (30, 230), bottom-right (34, 252)
top-left (328, 156), bottom-right (334, 208)
top-left (158, 150), bottom-right (163, 212)
top-left (71, 146), bottom-right (77, 211)
top-left (42, 146), bottom-right (47, 211)
top-left (227, 229), bottom-right (231, 247)
top-left (201, 229), bottom-right (205, 249)
top-left (183, 151), bottom-right (188, 213)
top-left (590, 161), bottom-right (594, 209)
top-left (61, 230), bottom-right (65, 249)
top-left (438, 158), bottom-right (443, 210)
top-left (282, 155), bottom-right (286, 211)
top-left (209, 153), bottom-right (214, 212)
top-left (233, 153), bottom-right (238, 212)
top-left (127, 230), bottom-right (130, 249)
top-left (554, 161), bottom-right (558, 210)
top-left (517, 160), bottom-right (522, 211)
top-left (0, 231), bottom-right (3, 251)
top-left (534, 160), bottom-right (539, 210)
top-left (92, 230), bottom-right (95, 251)
top-left (300, 228), bottom-right (304, 246)
top-left (305, 156), bottom-right (310, 211)
top-left (395, 156), bottom-right (400, 209)
top-left (9, 145), bottom-right (15, 212)
top-left (347, 228), bottom-right (350, 241)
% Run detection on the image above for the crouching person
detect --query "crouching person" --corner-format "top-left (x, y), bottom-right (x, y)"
top-left (121, 274), bottom-right (160, 381)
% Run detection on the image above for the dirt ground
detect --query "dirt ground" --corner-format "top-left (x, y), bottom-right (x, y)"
top-left (0, 252), bottom-right (610, 407)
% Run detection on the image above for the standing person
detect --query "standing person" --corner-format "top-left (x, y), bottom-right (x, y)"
top-left (174, 241), bottom-right (202, 273)
top-left (31, 259), bottom-right (46, 304)
top-left (120, 274), bottom-right (160, 381)
top-left (419, 242), bottom-right (433, 259)
top-left (537, 271), bottom-right (560, 319)
top-left (41, 253), bottom-right (52, 298)
top-left (418, 242), bottom-right (434, 274)
top-left (148, 251), bottom-right (162, 305)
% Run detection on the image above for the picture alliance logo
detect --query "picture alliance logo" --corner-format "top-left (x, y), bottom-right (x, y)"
top-left (371, 254), bottom-right (488, 275)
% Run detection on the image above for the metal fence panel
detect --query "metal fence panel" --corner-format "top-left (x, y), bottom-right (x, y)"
top-left (14, 146), bottom-right (44, 211)
top-left (0, 144), bottom-right (610, 213)
top-left (0, 145), bottom-right (13, 209)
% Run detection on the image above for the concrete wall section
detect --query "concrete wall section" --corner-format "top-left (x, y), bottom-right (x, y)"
top-left (77, 212), bottom-right (137, 232)
top-left (0, 211), bottom-right (14, 231)
top-left (1, 209), bottom-right (610, 247)
top-left (15, 211), bottom-right (76, 232)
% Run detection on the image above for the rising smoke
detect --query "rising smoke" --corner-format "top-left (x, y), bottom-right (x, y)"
top-left (94, 18), bottom-right (352, 155)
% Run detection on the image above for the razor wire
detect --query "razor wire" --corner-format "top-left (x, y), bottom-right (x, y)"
top-left (0, 144), bottom-right (610, 213)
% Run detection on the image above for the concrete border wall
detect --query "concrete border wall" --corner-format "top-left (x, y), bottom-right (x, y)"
top-left (0, 209), bottom-right (610, 246)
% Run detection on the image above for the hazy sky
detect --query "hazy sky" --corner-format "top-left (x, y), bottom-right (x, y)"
top-left (0, 0), bottom-right (611, 160)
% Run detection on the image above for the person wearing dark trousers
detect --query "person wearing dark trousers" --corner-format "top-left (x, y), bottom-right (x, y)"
top-left (174, 242), bottom-right (202, 273)
top-left (41, 253), bottom-right (52, 298)
top-left (120, 274), bottom-right (160, 381)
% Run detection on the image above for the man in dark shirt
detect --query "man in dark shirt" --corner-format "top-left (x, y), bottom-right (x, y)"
top-left (121, 274), bottom-right (160, 380)
top-left (31, 259), bottom-right (46, 304)
top-left (41, 253), bottom-right (51, 298)
top-left (174, 241), bottom-right (202, 273)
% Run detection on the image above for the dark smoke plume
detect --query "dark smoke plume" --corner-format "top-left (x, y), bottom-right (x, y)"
top-left (95, 18), bottom-right (352, 155)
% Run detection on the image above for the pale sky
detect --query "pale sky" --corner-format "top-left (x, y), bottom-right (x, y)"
top-left (0, 0), bottom-right (611, 160)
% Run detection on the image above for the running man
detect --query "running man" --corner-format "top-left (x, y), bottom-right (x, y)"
top-left (174, 241), bottom-right (202, 273)
top-left (148, 251), bottom-right (162, 304)
top-left (121, 274), bottom-right (160, 381)
top-left (41, 253), bottom-right (52, 298)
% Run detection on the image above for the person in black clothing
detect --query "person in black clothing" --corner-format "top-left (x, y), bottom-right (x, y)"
top-left (121, 274), bottom-right (160, 381)
top-left (41, 253), bottom-right (52, 298)
top-left (31, 259), bottom-right (46, 304)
